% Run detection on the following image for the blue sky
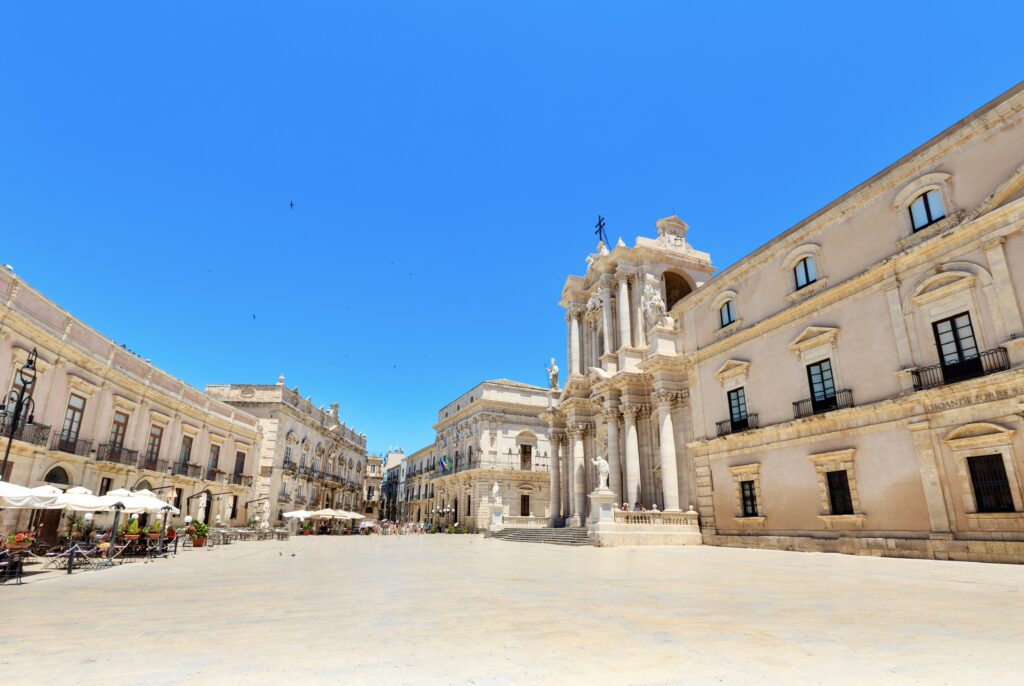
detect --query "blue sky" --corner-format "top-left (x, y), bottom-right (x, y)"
top-left (2, 2), bottom-right (1021, 455)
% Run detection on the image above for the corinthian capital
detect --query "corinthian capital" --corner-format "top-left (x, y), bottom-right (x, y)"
top-left (620, 403), bottom-right (646, 420)
top-left (567, 422), bottom-right (591, 438)
top-left (652, 390), bottom-right (680, 408)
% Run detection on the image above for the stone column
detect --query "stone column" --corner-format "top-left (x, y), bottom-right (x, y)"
top-left (568, 309), bottom-right (582, 375)
top-left (549, 434), bottom-right (562, 526)
top-left (632, 276), bottom-right (647, 349)
top-left (653, 391), bottom-right (680, 511)
top-left (616, 272), bottom-right (632, 350)
top-left (600, 277), bottom-right (615, 354)
top-left (568, 424), bottom-right (588, 526)
top-left (621, 404), bottom-right (642, 508)
top-left (603, 404), bottom-right (622, 502)
top-left (983, 237), bottom-right (1024, 338)
top-left (908, 420), bottom-right (952, 534)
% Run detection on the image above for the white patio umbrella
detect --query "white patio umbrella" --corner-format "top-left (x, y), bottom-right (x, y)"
top-left (132, 489), bottom-right (180, 515)
top-left (100, 488), bottom-right (150, 514)
top-left (56, 490), bottom-right (113, 512)
top-left (340, 510), bottom-right (365, 520)
top-left (281, 510), bottom-right (313, 519)
top-left (309, 508), bottom-right (339, 519)
top-left (0, 480), bottom-right (60, 508)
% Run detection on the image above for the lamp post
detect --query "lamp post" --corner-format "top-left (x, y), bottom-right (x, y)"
top-left (0, 348), bottom-right (38, 482)
top-left (106, 502), bottom-right (126, 561)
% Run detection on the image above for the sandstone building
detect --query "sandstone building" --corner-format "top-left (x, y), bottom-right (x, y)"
top-left (0, 269), bottom-right (262, 540)
top-left (207, 381), bottom-right (369, 523)
top-left (546, 82), bottom-right (1024, 563)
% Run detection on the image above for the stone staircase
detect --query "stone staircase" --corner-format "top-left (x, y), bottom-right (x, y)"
top-left (488, 527), bottom-right (593, 546)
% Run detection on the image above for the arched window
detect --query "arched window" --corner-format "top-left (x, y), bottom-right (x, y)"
top-left (720, 300), bottom-right (735, 328)
top-left (794, 257), bottom-right (817, 290)
top-left (663, 272), bottom-right (692, 310)
top-left (44, 466), bottom-right (70, 485)
top-left (909, 189), bottom-right (945, 231)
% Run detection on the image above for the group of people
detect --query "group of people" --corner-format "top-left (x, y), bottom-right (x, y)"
top-left (620, 502), bottom-right (651, 512)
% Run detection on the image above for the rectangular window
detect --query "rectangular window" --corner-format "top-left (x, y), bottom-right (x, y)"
top-left (932, 312), bottom-right (983, 383)
top-left (234, 451), bottom-right (246, 475)
top-left (109, 411), bottom-right (129, 449)
top-left (740, 480), bottom-right (758, 517)
top-left (99, 477), bottom-right (112, 496)
top-left (806, 359), bottom-right (837, 412)
top-left (61, 394), bottom-right (87, 443)
top-left (230, 495), bottom-right (238, 519)
top-left (520, 494), bottom-right (530, 517)
top-left (179, 435), bottom-right (194, 465)
top-left (968, 455), bottom-right (1014, 513)
top-left (146, 424), bottom-right (163, 460)
top-left (172, 487), bottom-right (182, 510)
top-left (720, 300), bottom-right (735, 328)
top-left (826, 470), bottom-right (854, 515)
top-left (728, 387), bottom-right (748, 432)
top-left (208, 443), bottom-right (221, 470)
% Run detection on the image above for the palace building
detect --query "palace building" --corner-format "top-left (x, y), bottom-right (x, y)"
top-left (0, 268), bottom-right (262, 540)
top-left (544, 81), bottom-right (1024, 562)
top-left (207, 381), bottom-right (369, 523)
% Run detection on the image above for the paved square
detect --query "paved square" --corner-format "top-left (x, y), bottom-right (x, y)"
top-left (2, 537), bottom-right (1022, 685)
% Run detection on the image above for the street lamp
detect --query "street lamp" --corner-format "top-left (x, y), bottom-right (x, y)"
top-left (0, 348), bottom-right (38, 481)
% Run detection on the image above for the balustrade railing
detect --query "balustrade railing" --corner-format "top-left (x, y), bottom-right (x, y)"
top-left (501, 515), bottom-right (548, 528)
top-left (2, 418), bottom-right (52, 447)
top-left (612, 510), bottom-right (697, 526)
top-left (229, 473), bottom-right (253, 487)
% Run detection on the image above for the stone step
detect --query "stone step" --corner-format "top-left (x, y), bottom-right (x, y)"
top-left (490, 527), bottom-right (593, 546)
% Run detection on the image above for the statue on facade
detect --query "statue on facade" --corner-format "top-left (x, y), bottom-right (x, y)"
top-left (545, 358), bottom-right (560, 389)
top-left (641, 284), bottom-right (666, 326)
top-left (491, 481), bottom-right (501, 503)
top-left (591, 455), bottom-right (610, 491)
top-left (585, 292), bottom-right (603, 316)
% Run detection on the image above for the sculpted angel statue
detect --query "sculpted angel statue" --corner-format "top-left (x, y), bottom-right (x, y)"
top-left (545, 358), bottom-right (560, 389)
top-left (491, 481), bottom-right (501, 501)
top-left (591, 455), bottom-right (610, 491)
top-left (641, 284), bottom-right (666, 326)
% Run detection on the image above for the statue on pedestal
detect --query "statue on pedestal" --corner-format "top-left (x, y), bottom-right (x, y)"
top-left (545, 358), bottom-right (560, 390)
top-left (491, 481), bottom-right (501, 503)
top-left (641, 284), bottom-right (666, 327)
top-left (591, 455), bottom-right (610, 491)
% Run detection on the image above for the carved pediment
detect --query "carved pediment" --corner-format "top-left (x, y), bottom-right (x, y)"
top-left (788, 326), bottom-right (839, 356)
top-left (944, 422), bottom-right (1015, 448)
top-left (714, 359), bottom-right (750, 385)
top-left (911, 270), bottom-right (974, 304)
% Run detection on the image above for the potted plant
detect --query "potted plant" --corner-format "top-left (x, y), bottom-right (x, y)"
top-left (5, 532), bottom-right (35, 552)
top-left (190, 521), bottom-right (210, 547)
top-left (119, 518), bottom-right (142, 541)
top-left (145, 522), bottom-right (163, 540)
top-left (246, 517), bottom-right (259, 529)
top-left (299, 520), bottom-right (314, 535)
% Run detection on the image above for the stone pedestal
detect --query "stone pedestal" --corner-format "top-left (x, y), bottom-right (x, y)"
top-left (487, 500), bottom-right (504, 532)
top-left (1002, 336), bottom-right (1024, 367)
top-left (599, 352), bottom-right (619, 374)
top-left (647, 318), bottom-right (678, 357)
top-left (587, 488), bottom-right (616, 525)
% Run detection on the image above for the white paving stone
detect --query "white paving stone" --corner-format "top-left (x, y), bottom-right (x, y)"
top-left (2, 536), bottom-right (1023, 685)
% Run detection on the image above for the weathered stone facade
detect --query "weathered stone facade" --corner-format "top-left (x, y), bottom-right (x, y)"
top-left (0, 269), bottom-right (261, 538)
top-left (551, 82), bottom-right (1024, 562)
top-left (207, 381), bottom-right (368, 523)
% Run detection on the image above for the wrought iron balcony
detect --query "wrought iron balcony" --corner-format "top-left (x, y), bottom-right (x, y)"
top-left (139, 457), bottom-right (170, 474)
top-left (174, 462), bottom-right (201, 478)
top-left (50, 431), bottom-right (94, 456)
top-left (716, 413), bottom-right (759, 437)
top-left (96, 443), bottom-right (139, 465)
top-left (204, 468), bottom-right (224, 482)
top-left (2, 418), bottom-right (52, 447)
top-left (793, 389), bottom-right (854, 419)
top-left (911, 348), bottom-right (1009, 391)
top-left (228, 473), bottom-right (253, 487)
top-left (278, 492), bottom-right (292, 503)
